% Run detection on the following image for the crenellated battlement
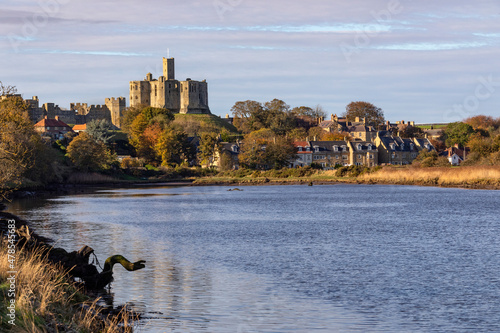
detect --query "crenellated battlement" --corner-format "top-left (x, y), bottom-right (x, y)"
top-left (130, 57), bottom-right (210, 114)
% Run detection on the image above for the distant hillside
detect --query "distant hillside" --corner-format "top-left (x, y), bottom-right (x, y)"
top-left (416, 123), bottom-right (448, 129)
top-left (173, 113), bottom-right (239, 135)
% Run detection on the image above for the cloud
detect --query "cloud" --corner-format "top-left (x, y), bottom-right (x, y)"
top-left (1, 0), bottom-right (499, 123)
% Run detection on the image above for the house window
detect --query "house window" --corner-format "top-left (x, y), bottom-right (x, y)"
top-left (333, 145), bottom-right (338, 152)
top-left (367, 145), bottom-right (372, 150)
top-left (314, 146), bottom-right (320, 152)
top-left (298, 147), bottom-right (303, 152)
top-left (358, 154), bottom-right (362, 159)
top-left (357, 144), bottom-right (362, 150)
top-left (369, 154), bottom-right (373, 159)
top-left (342, 155), bottom-right (348, 160)
top-left (335, 155), bottom-right (340, 159)
top-left (306, 147), bottom-right (310, 152)
top-left (390, 143), bottom-right (395, 150)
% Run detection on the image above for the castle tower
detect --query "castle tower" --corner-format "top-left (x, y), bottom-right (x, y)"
top-left (163, 57), bottom-right (175, 80)
top-left (105, 97), bottom-right (126, 128)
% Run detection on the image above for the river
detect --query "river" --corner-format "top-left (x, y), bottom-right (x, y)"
top-left (7, 184), bottom-right (500, 332)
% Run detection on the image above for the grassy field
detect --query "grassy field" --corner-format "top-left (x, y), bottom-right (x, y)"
top-left (173, 113), bottom-right (239, 134)
top-left (416, 124), bottom-right (448, 129)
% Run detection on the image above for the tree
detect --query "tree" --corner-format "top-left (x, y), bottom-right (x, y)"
top-left (231, 100), bottom-right (265, 133)
top-left (199, 132), bottom-right (220, 167)
top-left (263, 137), bottom-right (296, 169)
top-left (321, 132), bottom-right (351, 141)
top-left (0, 81), bottom-right (17, 96)
top-left (287, 128), bottom-right (308, 141)
top-left (464, 115), bottom-right (499, 132)
top-left (66, 132), bottom-right (116, 171)
top-left (444, 122), bottom-right (475, 147)
top-left (0, 96), bottom-right (40, 199)
top-left (86, 119), bottom-right (114, 144)
top-left (412, 149), bottom-right (449, 168)
top-left (125, 106), bottom-right (175, 161)
top-left (155, 130), bottom-right (196, 167)
top-left (239, 140), bottom-right (266, 170)
top-left (121, 105), bottom-right (144, 133)
top-left (308, 127), bottom-right (324, 140)
top-left (467, 134), bottom-right (499, 158)
top-left (343, 101), bottom-right (385, 128)
top-left (398, 125), bottom-right (424, 138)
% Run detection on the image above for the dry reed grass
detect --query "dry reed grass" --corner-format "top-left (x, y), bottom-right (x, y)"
top-left (359, 166), bottom-right (500, 187)
top-left (0, 240), bottom-right (137, 332)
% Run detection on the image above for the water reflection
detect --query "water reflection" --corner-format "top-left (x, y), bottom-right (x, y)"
top-left (8, 185), bottom-right (500, 332)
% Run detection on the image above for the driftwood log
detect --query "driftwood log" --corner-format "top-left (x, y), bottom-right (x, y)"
top-left (13, 224), bottom-right (146, 290)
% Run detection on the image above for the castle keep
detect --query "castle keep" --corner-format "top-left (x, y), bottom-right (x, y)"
top-left (130, 58), bottom-right (211, 114)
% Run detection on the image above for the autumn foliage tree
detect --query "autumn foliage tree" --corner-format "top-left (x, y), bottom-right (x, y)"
top-left (66, 132), bottom-right (116, 171)
top-left (0, 95), bottom-right (57, 199)
top-left (239, 130), bottom-right (295, 170)
top-left (155, 130), bottom-right (196, 167)
top-left (343, 101), bottom-right (385, 128)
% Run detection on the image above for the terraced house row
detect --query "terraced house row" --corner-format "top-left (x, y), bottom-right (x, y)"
top-left (291, 132), bottom-right (434, 168)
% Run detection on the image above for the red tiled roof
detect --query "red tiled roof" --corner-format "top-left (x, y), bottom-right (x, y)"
top-left (72, 124), bottom-right (87, 131)
top-left (34, 117), bottom-right (72, 129)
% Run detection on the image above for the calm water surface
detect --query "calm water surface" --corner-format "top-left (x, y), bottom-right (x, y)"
top-left (8, 184), bottom-right (500, 332)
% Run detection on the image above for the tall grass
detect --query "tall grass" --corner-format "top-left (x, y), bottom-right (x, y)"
top-left (0, 240), bottom-right (137, 332)
top-left (359, 166), bottom-right (500, 187)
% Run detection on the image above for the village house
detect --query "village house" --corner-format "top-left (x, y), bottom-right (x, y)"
top-left (375, 133), bottom-right (434, 165)
top-left (310, 141), bottom-right (350, 168)
top-left (318, 114), bottom-right (348, 133)
top-left (34, 116), bottom-right (73, 140)
top-left (442, 144), bottom-right (470, 165)
top-left (209, 142), bottom-right (241, 169)
top-left (347, 124), bottom-right (378, 142)
top-left (347, 141), bottom-right (378, 167)
top-left (291, 141), bottom-right (313, 167)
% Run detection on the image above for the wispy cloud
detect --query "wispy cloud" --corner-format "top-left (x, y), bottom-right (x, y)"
top-left (36, 50), bottom-right (152, 57)
top-left (375, 41), bottom-right (490, 51)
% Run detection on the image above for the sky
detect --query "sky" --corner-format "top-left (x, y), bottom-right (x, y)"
top-left (1, 0), bottom-right (499, 123)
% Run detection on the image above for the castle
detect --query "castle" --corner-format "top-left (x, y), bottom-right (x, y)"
top-left (129, 58), bottom-right (211, 114)
top-left (24, 96), bottom-right (126, 128)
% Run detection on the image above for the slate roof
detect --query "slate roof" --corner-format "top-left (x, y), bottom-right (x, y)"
top-left (414, 138), bottom-right (435, 151)
top-left (310, 141), bottom-right (349, 152)
top-left (351, 141), bottom-right (377, 152)
top-left (380, 136), bottom-right (417, 152)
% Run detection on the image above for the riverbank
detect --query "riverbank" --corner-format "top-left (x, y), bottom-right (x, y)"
top-left (8, 165), bottom-right (500, 202)
top-left (0, 211), bottom-right (138, 332)
top-left (192, 166), bottom-right (500, 190)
